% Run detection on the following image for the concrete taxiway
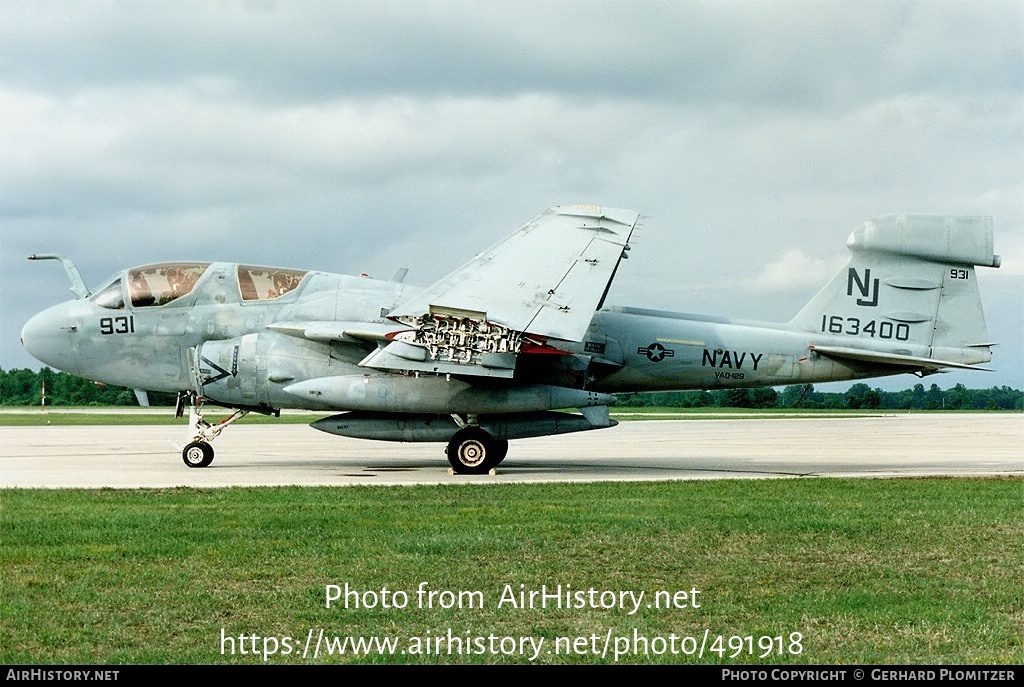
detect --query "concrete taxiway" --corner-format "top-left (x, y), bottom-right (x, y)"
top-left (2, 413), bottom-right (1021, 488)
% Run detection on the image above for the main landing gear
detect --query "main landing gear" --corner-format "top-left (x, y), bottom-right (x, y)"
top-left (445, 425), bottom-right (509, 475)
top-left (176, 392), bottom-right (249, 468)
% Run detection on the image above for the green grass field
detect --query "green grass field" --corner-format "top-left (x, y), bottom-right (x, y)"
top-left (3, 478), bottom-right (1022, 665)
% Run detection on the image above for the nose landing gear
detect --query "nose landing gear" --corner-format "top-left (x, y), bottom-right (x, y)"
top-left (176, 392), bottom-right (249, 468)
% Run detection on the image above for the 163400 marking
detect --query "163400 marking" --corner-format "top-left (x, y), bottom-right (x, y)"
top-left (821, 315), bottom-right (910, 340)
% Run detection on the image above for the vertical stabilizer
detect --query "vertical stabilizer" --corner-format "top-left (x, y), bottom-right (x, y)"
top-left (789, 215), bottom-right (999, 366)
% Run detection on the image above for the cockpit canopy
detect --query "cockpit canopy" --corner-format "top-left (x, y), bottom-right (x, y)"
top-left (237, 265), bottom-right (307, 301)
top-left (88, 262), bottom-right (309, 310)
top-left (128, 262), bottom-right (211, 308)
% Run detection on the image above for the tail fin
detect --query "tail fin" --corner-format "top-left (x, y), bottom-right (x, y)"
top-left (790, 215), bottom-right (1000, 371)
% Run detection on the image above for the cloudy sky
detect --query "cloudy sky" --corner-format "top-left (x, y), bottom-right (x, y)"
top-left (3, 0), bottom-right (1022, 391)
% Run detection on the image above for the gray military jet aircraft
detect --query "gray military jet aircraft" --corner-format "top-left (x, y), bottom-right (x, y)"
top-left (21, 205), bottom-right (1000, 473)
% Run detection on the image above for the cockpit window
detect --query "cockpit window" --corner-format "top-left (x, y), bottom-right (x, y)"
top-left (129, 263), bottom-right (211, 307)
top-left (89, 278), bottom-right (125, 310)
top-left (237, 265), bottom-right (307, 301)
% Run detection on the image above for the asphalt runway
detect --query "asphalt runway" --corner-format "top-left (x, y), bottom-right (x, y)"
top-left (2, 413), bottom-right (1021, 488)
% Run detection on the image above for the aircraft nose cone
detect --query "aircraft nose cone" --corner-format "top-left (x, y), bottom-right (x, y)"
top-left (21, 303), bottom-right (78, 373)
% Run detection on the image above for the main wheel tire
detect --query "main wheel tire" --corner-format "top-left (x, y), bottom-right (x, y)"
top-left (492, 439), bottom-right (509, 465)
top-left (182, 441), bottom-right (214, 468)
top-left (446, 427), bottom-right (496, 475)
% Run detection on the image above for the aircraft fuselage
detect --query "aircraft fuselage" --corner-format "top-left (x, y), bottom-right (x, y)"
top-left (23, 262), bottom-right (944, 407)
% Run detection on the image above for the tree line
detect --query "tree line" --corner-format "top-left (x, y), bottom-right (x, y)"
top-left (0, 368), bottom-right (179, 407)
top-left (1, 367), bottom-right (1021, 411)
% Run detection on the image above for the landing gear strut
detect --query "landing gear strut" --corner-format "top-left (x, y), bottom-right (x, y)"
top-left (446, 426), bottom-right (508, 474)
top-left (177, 392), bottom-right (248, 468)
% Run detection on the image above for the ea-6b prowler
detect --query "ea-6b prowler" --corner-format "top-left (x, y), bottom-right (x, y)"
top-left (22, 205), bottom-right (1000, 473)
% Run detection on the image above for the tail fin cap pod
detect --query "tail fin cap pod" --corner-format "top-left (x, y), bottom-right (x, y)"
top-left (847, 215), bottom-right (1000, 267)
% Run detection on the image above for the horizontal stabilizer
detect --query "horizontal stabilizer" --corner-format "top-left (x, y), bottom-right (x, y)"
top-left (808, 345), bottom-right (991, 372)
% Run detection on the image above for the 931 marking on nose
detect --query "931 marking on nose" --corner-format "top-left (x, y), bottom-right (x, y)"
top-left (99, 316), bottom-right (135, 335)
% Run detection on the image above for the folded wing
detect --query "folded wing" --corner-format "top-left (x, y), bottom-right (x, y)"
top-left (362, 205), bottom-right (639, 378)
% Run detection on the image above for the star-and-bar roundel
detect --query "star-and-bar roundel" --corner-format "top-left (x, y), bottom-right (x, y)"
top-left (637, 342), bottom-right (675, 362)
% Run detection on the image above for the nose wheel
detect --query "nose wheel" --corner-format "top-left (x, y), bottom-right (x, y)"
top-left (182, 441), bottom-right (214, 468)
